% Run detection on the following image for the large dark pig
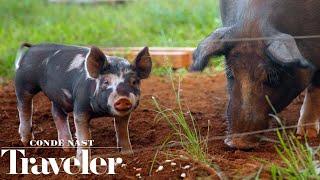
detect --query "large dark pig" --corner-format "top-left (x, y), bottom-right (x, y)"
top-left (15, 43), bottom-right (152, 158)
top-left (191, 0), bottom-right (320, 149)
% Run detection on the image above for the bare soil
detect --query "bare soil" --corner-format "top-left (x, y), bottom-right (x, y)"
top-left (0, 73), bottom-right (318, 179)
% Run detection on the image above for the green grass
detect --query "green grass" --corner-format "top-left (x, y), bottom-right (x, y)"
top-left (151, 69), bottom-right (217, 174)
top-left (152, 66), bottom-right (189, 77)
top-left (0, 0), bottom-right (220, 78)
top-left (270, 132), bottom-right (320, 179)
top-left (264, 96), bottom-right (320, 179)
top-left (268, 114), bottom-right (320, 179)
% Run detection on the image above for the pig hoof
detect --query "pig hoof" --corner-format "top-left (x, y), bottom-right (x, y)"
top-left (62, 146), bottom-right (72, 153)
top-left (297, 127), bottom-right (318, 138)
top-left (60, 139), bottom-right (74, 152)
top-left (120, 149), bottom-right (134, 155)
top-left (62, 142), bottom-right (74, 152)
top-left (21, 139), bottom-right (30, 147)
top-left (306, 129), bottom-right (318, 138)
top-left (20, 133), bottom-right (34, 146)
top-left (224, 137), bottom-right (259, 150)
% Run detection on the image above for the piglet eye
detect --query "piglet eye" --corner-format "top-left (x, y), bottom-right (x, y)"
top-left (103, 80), bottom-right (109, 86)
top-left (225, 68), bottom-right (234, 80)
top-left (131, 79), bottom-right (139, 86)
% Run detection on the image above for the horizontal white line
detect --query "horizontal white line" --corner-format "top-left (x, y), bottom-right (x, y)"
top-left (0, 147), bottom-right (120, 149)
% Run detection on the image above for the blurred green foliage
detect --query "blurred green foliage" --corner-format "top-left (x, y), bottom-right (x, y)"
top-left (0, 0), bottom-right (220, 77)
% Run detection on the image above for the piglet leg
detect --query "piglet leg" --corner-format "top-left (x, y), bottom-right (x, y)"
top-left (17, 92), bottom-right (34, 146)
top-left (51, 103), bottom-right (73, 152)
top-left (74, 113), bottom-right (91, 163)
top-left (114, 114), bottom-right (133, 155)
top-left (297, 85), bottom-right (320, 138)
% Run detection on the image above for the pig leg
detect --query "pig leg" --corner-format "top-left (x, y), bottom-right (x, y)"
top-left (114, 114), bottom-right (133, 154)
top-left (297, 86), bottom-right (320, 138)
top-left (16, 91), bottom-right (34, 146)
top-left (74, 113), bottom-right (91, 162)
top-left (51, 103), bottom-right (73, 152)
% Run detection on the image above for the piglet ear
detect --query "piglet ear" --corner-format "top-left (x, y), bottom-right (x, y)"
top-left (134, 47), bottom-right (152, 79)
top-left (85, 46), bottom-right (107, 78)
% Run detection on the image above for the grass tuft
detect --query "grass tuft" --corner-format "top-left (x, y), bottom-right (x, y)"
top-left (150, 68), bottom-right (222, 178)
top-left (265, 95), bottom-right (320, 179)
top-left (152, 71), bottom-right (210, 164)
top-left (270, 131), bottom-right (320, 179)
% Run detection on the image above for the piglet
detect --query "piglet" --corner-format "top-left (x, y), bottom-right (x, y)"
top-left (14, 43), bottom-right (152, 159)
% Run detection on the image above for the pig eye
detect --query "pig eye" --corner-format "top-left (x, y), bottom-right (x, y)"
top-left (264, 73), bottom-right (280, 88)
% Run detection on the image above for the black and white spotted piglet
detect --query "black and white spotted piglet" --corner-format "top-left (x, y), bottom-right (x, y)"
top-left (14, 43), bottom-right (152, 158)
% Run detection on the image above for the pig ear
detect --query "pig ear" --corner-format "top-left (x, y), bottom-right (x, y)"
top-left (85, 46), bottom-right (108, 78)
top-left (134, 47), bottom-right (152, 79)
top-left (190, 26), bottom-right (234, 71)
top-left (266, 33), bottom-right (310, 68)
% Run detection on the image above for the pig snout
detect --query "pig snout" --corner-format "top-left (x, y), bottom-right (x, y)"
top-left (224, 114), bottom-right (268, 150)
top-left (114, 98), bottom-right (132, 112)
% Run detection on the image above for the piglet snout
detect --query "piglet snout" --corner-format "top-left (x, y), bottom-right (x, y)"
top-left (114, 98), bottom-right (132, 112)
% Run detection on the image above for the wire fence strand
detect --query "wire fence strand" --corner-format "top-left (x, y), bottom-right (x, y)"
top-left (2, 121), bottom-right (318, 154)
top-left (60, 34), bottom-right (320, 47)
top-left (3, 32), bottom-right (320, 157)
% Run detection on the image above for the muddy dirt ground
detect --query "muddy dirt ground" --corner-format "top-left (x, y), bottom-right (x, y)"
top-left (0, 73), bottom-right (319, 179)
